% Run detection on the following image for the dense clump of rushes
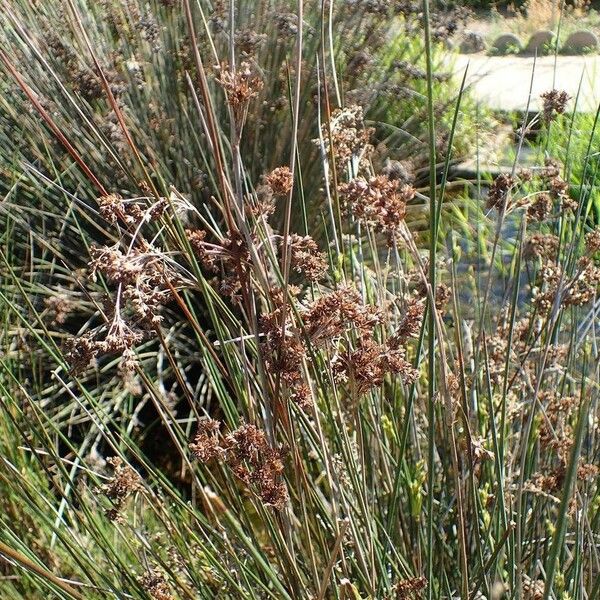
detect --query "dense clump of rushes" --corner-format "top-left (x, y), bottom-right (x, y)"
top-left (0, 1), bottom-right (599, 599)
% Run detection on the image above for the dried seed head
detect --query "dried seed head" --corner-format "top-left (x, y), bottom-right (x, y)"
top-left (524, 233), bottom-right (559, 261)
top-left (101, 457), bottom-right (142, 521)
top-left (317, 104), bottom-right (374, 166)
top-left (247, 185), bottom-right (276, 219)
top-left (541, 158), bottom-right (561, 179)
top-left (139, 569), bottom-right (174, 600)
top-left (586, 228), bottom-right (600, 253)
top-left (339, 174), bottom-right (414, 237)
top-left (578, 462), bottom-right (599, 481)
top-left (527, 192), bottom-right (553, 222)
top-left (189, 418), bottom-right (223, 463)
top-left (285, 234), bottom-right (328, 281)
top-left (541, 89), bottom-right (570, 123)
top-left (217, 61), bottom-right (263, 112)
top-left (44, 293), bottom-right (74, 326)
top-left (522, 576), bottom-right (545, 599)
top-left (393, 576), bottom-right (428, 599)
top-left (265, 166), bottom-right (293, 196)
top-left (103, 457), bottom-right (142, 501)
top-left (190, 421), bottom-right (288, 510)
top-left (486, 173), bottom-right (515, 211)
top-left (118, 348), bottom-right (141, 396)
top-left (224, 424), bottom-right (289, 509)
top-left (390, 297), bottom-right (425, 345)
top-left (302, 287), bottom-right (382, 346)
top-left (64, 333), bottom-right (99, 374)
top-left (235, 29), bottom-right (266, 56)
top-left (275, 12), bottom-right (300, 37)
top-left (98, 194), bottom-right (126, 224)
top-left (187, 229), bottom-right (252, 304)
top-left (334, 338), bottom-right (418, 395)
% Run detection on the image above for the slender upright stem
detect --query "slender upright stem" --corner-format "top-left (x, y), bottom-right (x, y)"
top-left (422, 0), bottom-right (437, 596)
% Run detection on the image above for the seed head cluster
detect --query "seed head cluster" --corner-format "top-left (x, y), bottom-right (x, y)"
top-left (541, 89), bottom-right (570, 123)
top-left (217, 61), bottom-right (263, 126)
top-left (139, 569), bottom-right (175, 600)
top-left (285, 234), bottom-right (328, 281)
top-left (65, 197), bottom-right (187, 384)
top-left (486, 173), bottom-right (515, 211)
top-left (100, 457), bottom-right (142, 522)
top-left (391, 576), bottom-right (428, 599)
top-left (190, 422), bottom-right (288, 510)
top-left (340, 174), bottom-right (415, 238)
top-left (265, 166), bottom-right (293, 196)
top-left (318, 104), bottom-right (374, 165)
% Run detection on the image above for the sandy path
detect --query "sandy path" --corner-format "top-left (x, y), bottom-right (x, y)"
top-left (451, 53), bottom-right (600, 111)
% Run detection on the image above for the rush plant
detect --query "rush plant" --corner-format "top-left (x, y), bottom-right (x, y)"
top-left (0, 1), bottom-right (598, 599)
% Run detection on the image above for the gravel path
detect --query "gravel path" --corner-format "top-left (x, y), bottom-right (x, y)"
top-left (452, 53), bottom-right (600, 111)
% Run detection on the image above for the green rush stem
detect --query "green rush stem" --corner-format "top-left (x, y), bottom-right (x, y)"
top-left (0, 49), bottom-right (107, 197)
top-left (422, 0), bottom-right (438, 596)
top-left (0, 541), bottom-right (84, 600)
top-left (543, 361), bottom-right (593, 600)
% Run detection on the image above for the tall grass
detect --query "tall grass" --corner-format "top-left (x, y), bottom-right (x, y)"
top-left (0, 1), bottom-right (599, 599)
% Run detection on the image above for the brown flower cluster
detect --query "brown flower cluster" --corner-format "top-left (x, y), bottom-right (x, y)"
top-left (486, 173), bottom-right (515, 211)
top-left (189, 418), bottom-right (223, 463)
top-left (486, 330), bottom-right (510, 386)
top-left (586, 228), bottom-right (600, 253)
top-left (65, 241), bottom-right (183, 378)
top-left (564, 257), bottom-right (600, 306)
top-left (539, 158), bottom-right (575, 212)
top-left (187, 229), bottom-right (251, 304)
top-left (285, 234), bottom-right (328, 281)
top-left (139, 569), bottom-right (174, 600)
top-left (511, 158), bottom-right (575, 217)
top-left (265, 166), bottom-right (293, 196)
top-left (302, 287), bottom-right (382, 346)
top-left (339, 174), bottom-right (415, 237)
top-left (485, 314), bottom-right (550, 386)
top-left (65, 322), bottom-right (143, 376)
top-left (90, 243), bottom-right (180, 323)
top-left (527, 192), bottom-right (553, 222)
top-left (235, 29), bottom-right (267, 57)
top-left (390, 296), bottom-right (425, 343)
top-left (538, 392), bottom-right (578, 455)
top-left (524, 233), bottom-right (559, 261)
top-left (217, 61), bottom-right (263, 122)
top-left (532, 257), bottom-right (600, 313)
top-left (309, 289), bottom-right (419, 392)
top-left (391, 576), bottom-right (427, 599)
top-left (190, 422), bottom-right (288, 510)
top-left (318, 104), bottom-right (374, 165)
top-left (259, 286), bottom-right (421, 404)
top-left (527, 460), bottom-right (597, 499)
top-left (526, 470), bottom-right (563, 495)
top-left (259, 289), bottom-right (312, 409)
top-left (44, 293), bottom-right (74, 326)
top-left (45, 31), bottom-right (123, 102)
top-left (541, 89), bottom-right (570, 123)
top-left (101, 457), bottom-right (142, 522)
top-left (522, 576), bottom-right (545, 599)
top-left (247, 184), bottom-right (276, 219)
top-left (275, 12), bottom-right (300, 37)
top-left (98, 194), bottom-right (167, 227)
top-left (332, 337), bottom-right (418, 395)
